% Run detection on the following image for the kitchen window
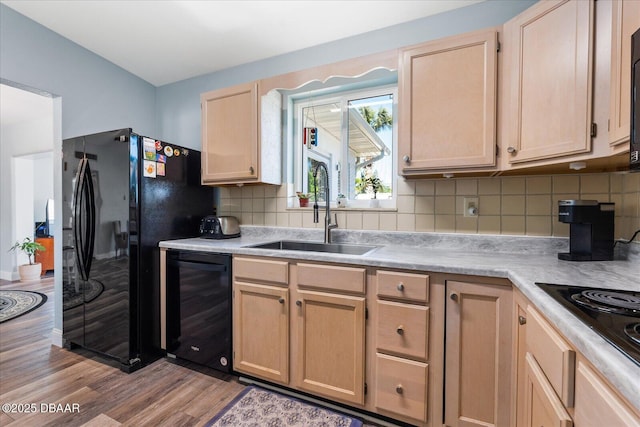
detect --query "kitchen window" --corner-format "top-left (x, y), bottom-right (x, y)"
top-left (291, 85), bottom-right (397, 209)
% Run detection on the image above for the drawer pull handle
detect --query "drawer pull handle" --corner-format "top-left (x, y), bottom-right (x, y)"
top-left (450, 292), bottom-right (458, 302)
top-left (278, 297), bottom-right (285, 304)
top-left (397, 283), bottom-right (404, 291)
top-left (296, 300), bottom-right (302, 307)
top-left (396, 325), bottom-right (404, 335)
top-left (395, 385), bottom-right (403, 394)
top-left (518, 315), bottom-right (526, 325)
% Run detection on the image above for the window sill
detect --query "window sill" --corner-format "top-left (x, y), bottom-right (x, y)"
top-left (287, 206), bottom-right (397, 213)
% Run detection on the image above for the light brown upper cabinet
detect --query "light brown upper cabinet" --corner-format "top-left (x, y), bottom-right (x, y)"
top-left (502, 0), bottom-right (595, 166)
top-left (201, 81), bottom-right (281, 185)
top-left (398, 29), bottom-right (498, 176)
top-left (608, 0), bottom-right (640, 150)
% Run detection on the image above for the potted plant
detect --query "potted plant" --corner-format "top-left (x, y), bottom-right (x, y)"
top-left (366, 175), bottom-right (382, 207)
top-left (9, 237), bottom-right (45, 282)
top-left (296, 192), bottom-right (311, 207)
top-left (336, 193), bottom-right (347, 208)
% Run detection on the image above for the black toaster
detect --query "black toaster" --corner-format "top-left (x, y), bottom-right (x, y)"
top-left (199, 216), bottom-right (241, 239)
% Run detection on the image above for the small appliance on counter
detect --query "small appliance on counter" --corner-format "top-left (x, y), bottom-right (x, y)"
top-left (200, 215), bottom-right (240, 239)
top-left (557, 200), bottom-right (614, 261)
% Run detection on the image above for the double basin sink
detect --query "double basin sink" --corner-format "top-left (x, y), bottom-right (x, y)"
top-left (248, 240), bottom-right (378, 256)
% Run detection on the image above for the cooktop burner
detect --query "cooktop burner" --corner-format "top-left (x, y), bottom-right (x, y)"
top-left (625, 323), bottom-right (640, 345)
top-left (536, 283), bottom-right (640, 367)
top-left (571, 289), bottom-right (640, 316)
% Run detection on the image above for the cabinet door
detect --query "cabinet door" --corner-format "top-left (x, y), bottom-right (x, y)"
top-left (503, 0), bottom-right (594, 164)
top-left (293, 290), bottom-right (365, 405)
top-left (399, 29), bottom-right (497, 174)
top-left (233, 282), bottom-right (289, 384)
top-left (35, 237), bottom-right (54, 272)
top-left (574, 360), bottom-right (640, 427)
top-left (445, 281), bottom-right (513, 427)
top-left (609, 0), bottom-right (640, 148)
top-left (523, 353), bottom-right (573, 427)
top-left (201, 82), bottom-right (258, 184)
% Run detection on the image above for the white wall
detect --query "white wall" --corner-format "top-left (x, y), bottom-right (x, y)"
top-left (0, 111), bottom-right (54, 280)
top-left (32, 152), bottom-right (54, 223)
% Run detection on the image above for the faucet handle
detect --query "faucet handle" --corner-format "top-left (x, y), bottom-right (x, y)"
top-left (333, 213), bottom-right (338, 227)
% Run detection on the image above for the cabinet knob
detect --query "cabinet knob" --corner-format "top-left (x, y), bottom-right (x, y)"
top-left (396, 325), bottom-right (404, 335)
top-left (402, 155), bottom-right (411, 163)
top-left (249, 166), bottom-right (255, 175)
top-left (278, 297), bottom-right (285, 304)
top-left (518, 315), bottom-right (527, 325)
top-left (296, 300), bottom-right (302, 307)
top-left (450, 292), bottom-right (458, 302)
top-left (507, 146), bottom-right (517, 154)
top-left (397, 282), bottom-right (404, 291)
top-left (395, 385), bottom-right (403, 394)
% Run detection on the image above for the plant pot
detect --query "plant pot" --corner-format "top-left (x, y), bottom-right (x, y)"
top-left (336, 196), bottom-right (347, 208)
top-left (18, 263), bottom-right (42, 282)
top-left (299, 198), bottom-right (309, 207)
top-left (369, 199), bottom-right (380, 208)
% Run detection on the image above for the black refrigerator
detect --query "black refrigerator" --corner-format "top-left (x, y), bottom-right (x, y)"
top-left (61, 128), bottom-right (214, 372)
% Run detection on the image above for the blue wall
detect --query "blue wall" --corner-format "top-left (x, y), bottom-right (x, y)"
top-left (0, 4), bottom-right (156, 139)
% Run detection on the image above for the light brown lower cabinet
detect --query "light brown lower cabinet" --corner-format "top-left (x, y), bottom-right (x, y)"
top-left (375, 353), bottom-right (428, 422)
top-left (523, 353), bottom-right (573, 427)
top-left (574, 359), bottom-right (640, 427)
top-left (444, 280), bottom-right (513, 427)
top-left (514, 289), bottom-right (640, 427)
top-left (293, 289), bottom-right (366, 406)
top-left (233, 282), bottom-right (289, 384)
top-left (230, 257), bottom-right (639, 427)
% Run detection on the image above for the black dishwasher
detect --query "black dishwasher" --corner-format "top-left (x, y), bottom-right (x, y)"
top-left (166, 250), bottom-right (232, 373)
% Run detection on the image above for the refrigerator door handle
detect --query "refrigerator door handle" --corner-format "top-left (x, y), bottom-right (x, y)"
top-left (73, 158), bottom-right (96, 281)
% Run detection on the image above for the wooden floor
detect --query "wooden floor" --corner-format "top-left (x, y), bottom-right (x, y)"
top-left (0, 277), bottom-right (245, 427)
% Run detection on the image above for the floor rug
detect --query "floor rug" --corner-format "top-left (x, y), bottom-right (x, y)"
top-left (63, 278), bottom-right (104, 310)
top-left (0, 290), bottom-right (47, 323)
top-left (205, 386), bottom-right (363, 427)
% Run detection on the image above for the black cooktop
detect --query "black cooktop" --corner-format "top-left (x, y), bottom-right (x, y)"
top-left (536, 283), bottom-right (640, 367)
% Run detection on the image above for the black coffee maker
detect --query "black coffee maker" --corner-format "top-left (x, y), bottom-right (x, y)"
top-left (558, 200), bottom-right (615, 261)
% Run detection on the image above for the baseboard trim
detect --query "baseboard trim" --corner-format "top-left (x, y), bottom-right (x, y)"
top-left (0, 270), bottom-right (18, 281)
top-left (51, 328), bottom-right (63, 347)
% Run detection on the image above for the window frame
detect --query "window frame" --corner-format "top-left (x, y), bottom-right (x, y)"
top-left (290, 84), bottom-right (398, 209)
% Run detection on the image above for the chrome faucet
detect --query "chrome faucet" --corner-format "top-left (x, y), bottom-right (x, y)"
top-left (313, 163), bottom-right (338, 243)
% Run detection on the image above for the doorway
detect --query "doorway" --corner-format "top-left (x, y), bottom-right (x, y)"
top-left (1, 81), bottom-right (63, 345)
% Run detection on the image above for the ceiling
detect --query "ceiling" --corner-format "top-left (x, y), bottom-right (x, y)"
top-left (1, 0), bottom-right (483, 87)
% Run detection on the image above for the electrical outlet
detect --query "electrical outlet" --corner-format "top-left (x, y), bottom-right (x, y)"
top-left (463, 197), bottom-right (479, 217)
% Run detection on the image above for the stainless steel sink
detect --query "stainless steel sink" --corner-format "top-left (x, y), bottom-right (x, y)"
top-left (247, 240), bottom-right (378, 255)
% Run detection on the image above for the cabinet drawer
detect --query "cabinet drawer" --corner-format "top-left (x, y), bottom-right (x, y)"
top-left (377, 270), bottom-right (429, 302)
top-left (296, 263), bottom-right (366, 294)
top-left (527, 305), bottom-right (575, 407)
top-left (574, 359), bottom-right (640, 427)
top-left (375, 353), bottom-right (428, 422)
top-left (234, 257), bottom-right (288, 285)
top-left (524, 353), bottom-right (573, 427)
top-left (376, 300), bottom-right (429, 360)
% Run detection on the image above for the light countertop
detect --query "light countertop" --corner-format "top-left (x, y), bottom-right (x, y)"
top-left (160, 226), bottom-right (640, 410)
